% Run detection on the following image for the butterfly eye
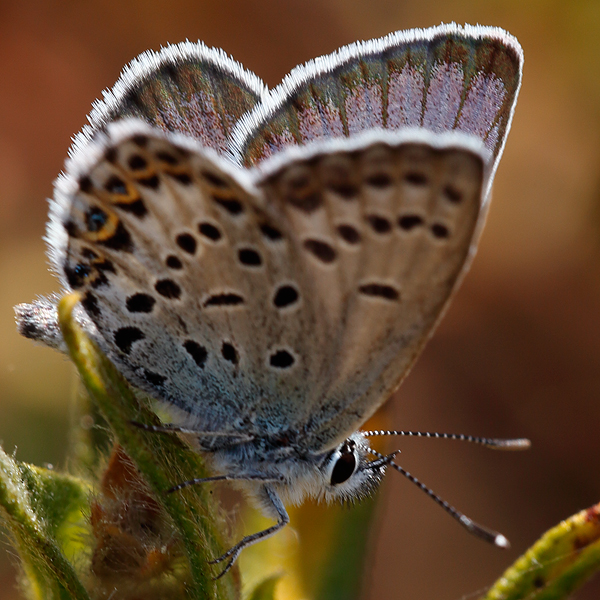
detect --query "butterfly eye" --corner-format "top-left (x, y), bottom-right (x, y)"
top-left (329, 443), bottom-right (358, 485)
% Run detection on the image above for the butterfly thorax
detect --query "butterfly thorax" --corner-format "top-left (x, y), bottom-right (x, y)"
top-left (206, 431), bottom-right (385, 508)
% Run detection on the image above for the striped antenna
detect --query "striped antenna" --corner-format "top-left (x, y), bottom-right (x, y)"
top-left (369, 448), bottom-right (510, 548)
top-left (364, 430), bottom-right (530, 450)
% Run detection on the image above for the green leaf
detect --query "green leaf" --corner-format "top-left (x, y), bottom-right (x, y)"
top-left (484, 501), bottom-right (600, 600)
top-left (245, 574), bottom-right (281, 600)
top-left (312, 497), bottom-right (379, 600)
top-left (57, 293), bottom-right (238, 599)
top-left (0, 449), bottom-right (91, 600)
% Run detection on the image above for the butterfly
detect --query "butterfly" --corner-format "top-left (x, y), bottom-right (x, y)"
top-left (16, 22), bottom-right (525, 576)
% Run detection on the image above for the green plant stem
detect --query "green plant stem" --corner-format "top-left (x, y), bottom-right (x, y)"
top-left (58, 293), bottom-right (237, 600)
top-left (484, 501), bottom-right (600, 599)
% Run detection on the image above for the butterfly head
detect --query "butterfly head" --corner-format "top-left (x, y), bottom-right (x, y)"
top-left (314, 432), bottom-right (387, 504)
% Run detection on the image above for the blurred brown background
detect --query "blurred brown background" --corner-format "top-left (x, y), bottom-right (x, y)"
top-left (1, 0), bottom-right (600, 598)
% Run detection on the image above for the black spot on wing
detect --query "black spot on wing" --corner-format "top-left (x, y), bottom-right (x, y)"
top-left (136, 175), bottom-right (160, 189)
top-left (204, 293), bottom-right (244, 307)
top-left (358, 283), bottom-right (400, 301)
top-left (81, 248), bottom-right (99, 260)
top-left (365, 172), bottom-right (393, 188)
top-left (443, 185), bottom-right (463, 203)
top-left (176, 233), bottom-right (197, 254)
top-left (155, 279), bottom-right (181, 299)
top-left (65, 263), bottom-right (91, 289)
top-left (82, 291), bottom-right (100, 317)
top-left (104, 175), bottom-right (127, 195)
top-left (201, 170), bottom-right (228, 187)
top-left (128, 154), bottom-right (147, 170)
top-left (404, 172), bottom-right (429, 186)
top-left (168, 171), bottom-right (193, 185)
top-left (273, 285), bottom-right (299, 308)
top-left (327, 182), bottom-right (358, 199)
top-left (398, 215), bottom-right (424, 231)
top-left (114, 327), bottom-right (145, 354)
top-left (259, 223), bottom-right (283, 241)
top-left (156, 151), bottom-right (179, 165)
top-left (184, 340), bottom-right (208, 368)
top-left (337, 224), bottom-right (361, 244)
top-left (64, 220), bottom-right (79, 238)
top-left (89, 271), bottom-right (110, 289)
top-left (79, 176), bottom-right (93, 193)
top-left (166, 255), bottom-right (183, 269)
top-left (303, 239), bottom-right (337, 263)
top-left (115, 198), bottom-right (148, 217)
top-left (198, 222), bottom-right (222, 241)
top-left (99, 222), bottom-right (134, 252)
top-left (431, 223), bottom-right (450, 238)
top-left (284, 174), bottom-right (323, 213)
top-left (144, 369), bottom-right (166, 387)
top-left (132, 135), bottom-right (148, 148)
top-left (221, 342), bottom-right (238, 364)
top-left (96, 259), bottom-right (115, 273)
top-left (287, 191), bottom-right (322, 212)
top-left (85, 207), bottom-right (108, 233)
top-left (212, 196), bottom-right (244, 215)
top-left (126, 293), bottom-right (156, 313)
top-left (269, 350), bottom-right (295, 368)
top-left (238, 248), bottom-right (262, 266)
top-left (365, 215), bottom-right (392, 234)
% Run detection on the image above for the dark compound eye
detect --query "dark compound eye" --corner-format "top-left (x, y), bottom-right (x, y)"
top-left (330, 445), bottom-right (357, 485)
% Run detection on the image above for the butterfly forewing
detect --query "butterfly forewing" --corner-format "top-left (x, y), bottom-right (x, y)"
top-left (256, 137), bottom-right (485, 448)
top-left (83, 42), bottom-right (267, 157)
top-left (233, 24), bottom-right (521, 176)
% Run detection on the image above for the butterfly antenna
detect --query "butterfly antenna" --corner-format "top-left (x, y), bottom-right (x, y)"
top-left (364, 430), bottom-right (530, 450)
top-left (369, 448), bottom-right (510, 548)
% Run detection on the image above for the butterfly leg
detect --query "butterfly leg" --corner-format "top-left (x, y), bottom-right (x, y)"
top-left (210, 484), bottom-right (289, 579)
top-left (130, 420), bottom-right (253, 441)
top-left (167, 472), bottom-right (285, 493)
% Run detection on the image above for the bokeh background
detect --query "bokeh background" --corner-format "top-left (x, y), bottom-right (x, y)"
top-left (1, 0), bottom-right (600, 598)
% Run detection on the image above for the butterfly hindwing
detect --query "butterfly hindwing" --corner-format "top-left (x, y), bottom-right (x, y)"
top-left (53, 121), bottom-right (339, 436)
